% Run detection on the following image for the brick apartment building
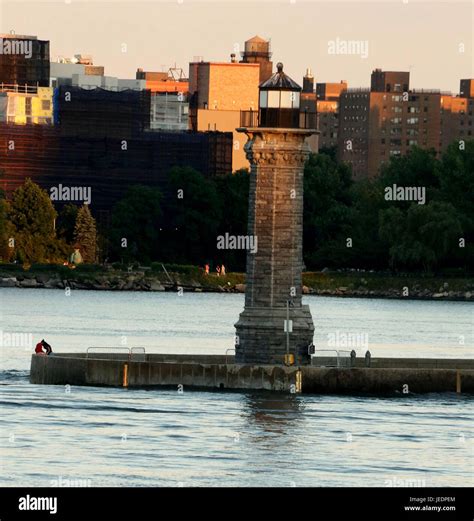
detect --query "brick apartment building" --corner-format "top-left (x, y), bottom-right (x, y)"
top-left (316, 80), bottom-right (347, 150)
top-left (189, 56), bottom-right (260, 171)
top-left (338, 70), bottom-right (474, 179)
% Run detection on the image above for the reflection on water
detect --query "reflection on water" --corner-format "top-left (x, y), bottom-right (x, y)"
top-left (244, 393), bottom-right (304, 435)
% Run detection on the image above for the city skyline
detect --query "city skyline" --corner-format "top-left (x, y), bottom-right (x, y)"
top-left (1, 0), bottom-right (472, 93)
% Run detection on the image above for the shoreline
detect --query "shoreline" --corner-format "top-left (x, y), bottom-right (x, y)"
top-left (1, 267), bottom-right (472, 301)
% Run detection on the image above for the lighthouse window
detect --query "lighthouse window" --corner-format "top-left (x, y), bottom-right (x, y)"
top-left (280, 91), bottom-right (299, 109)
top-left (267, 91), bottom-right (280, 108)
top-left (259, 91), bottom-right (268, 108)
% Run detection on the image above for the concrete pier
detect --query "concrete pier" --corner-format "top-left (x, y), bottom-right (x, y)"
top-left (30, 353), bottom-right (474, 395)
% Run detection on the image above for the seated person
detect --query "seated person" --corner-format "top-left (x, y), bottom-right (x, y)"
top-left (34, 339), bottom-right (53, 356)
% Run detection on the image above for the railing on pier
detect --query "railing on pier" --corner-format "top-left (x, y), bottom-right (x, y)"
top-left (86, 346), bottom-right (146, 361)
top-left (225, 348), bottom-right (235, 364)
top-left (310, 349), bottom-right (352, 368)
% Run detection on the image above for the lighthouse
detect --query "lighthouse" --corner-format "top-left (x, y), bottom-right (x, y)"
top-left (235, 63), bottom-right (317, 366)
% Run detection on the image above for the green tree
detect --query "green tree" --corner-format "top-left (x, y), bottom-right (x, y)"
top-left (436, 141), bottom-right (474, 269)
top-left (214, 169), bottom-right (249, 271)
top-left (349, 179), bottom-right (388, 269)
top-left (303, 152), bottom-right (354, 269)
top-left (57, 204), bottom-right (79, 243)
top-left (8, 178), bottom-right (65, 263)
top-left (167, 167), bottom-right (222, 265)
top-left (0, 190), bottom-right (14, 262)
top-left (74, 204), bottom-right (97, 263)
top-left (380, 146), bottom-right (439, 191)
top-left (379, 201), bottom-right (463, 272)
top-left (109, 185), bottom-right (162, 264)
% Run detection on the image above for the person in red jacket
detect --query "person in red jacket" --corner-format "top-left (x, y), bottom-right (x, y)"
top-left (35, 339), bottom-right (52, 355)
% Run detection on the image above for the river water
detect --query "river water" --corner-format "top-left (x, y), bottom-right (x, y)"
top-left (0, 288), bottom-right (472, 487)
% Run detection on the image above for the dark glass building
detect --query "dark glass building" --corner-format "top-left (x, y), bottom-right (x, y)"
top-left (55, 86), bottom-right (151, 138)
top-left (0, 123), bottom-right (232, 219)
top-left (0, 34), bottom-right (50, 87)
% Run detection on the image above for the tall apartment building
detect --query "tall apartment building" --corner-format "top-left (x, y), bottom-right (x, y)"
top-left (316, 80), bottom-right (347, 150)
top-left (239, 35), bottom-right (273, 83)
top-left (370, 68), bottom-right (409, 93)
top-left (189, 57), bottom-right (260, 171)
top-left (0, 124), bottom-right (233, 217)
top-left (150, 93), bottom-right (189, 131)
top-left (338, 71), bottom-right (474, 179)
top-left (0, 34), bottom-right (50, 87)
top-left (55, 85), bottom-right (151, 138)
top-left (300, 68), bottom-right (318, 152)
top-left (0, 85), bottom-right (53, 125)
top-left (441, 79), bottom-right (474, 149)
top-left (136, 68), bottom-right (189, 131)
top-left (0, 34), bottom-right (52, 124)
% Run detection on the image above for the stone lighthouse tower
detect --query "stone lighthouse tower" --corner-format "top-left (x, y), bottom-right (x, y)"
top-left (235, 63), bottom-right (317, 366)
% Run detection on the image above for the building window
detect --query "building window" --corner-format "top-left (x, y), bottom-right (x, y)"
top-left (25, 98), bottom-right (32, 116)
top-left (42, 100), bottom-right (51, 111)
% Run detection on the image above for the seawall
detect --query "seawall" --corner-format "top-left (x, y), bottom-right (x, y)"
top-left (30, 354), bottom-right (474, 395)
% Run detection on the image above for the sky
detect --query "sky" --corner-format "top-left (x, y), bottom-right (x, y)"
top-left (0, 0), bottom-right (472, 93)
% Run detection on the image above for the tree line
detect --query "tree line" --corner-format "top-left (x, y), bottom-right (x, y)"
top-left (0, 141), bottom-right (472, 273)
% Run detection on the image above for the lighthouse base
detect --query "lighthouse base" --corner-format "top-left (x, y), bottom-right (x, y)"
top-left (234, 305), bottom-right (314, 365)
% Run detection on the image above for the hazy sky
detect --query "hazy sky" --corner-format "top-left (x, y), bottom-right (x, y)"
top-left (1, 0), bottom-right (472, 93)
